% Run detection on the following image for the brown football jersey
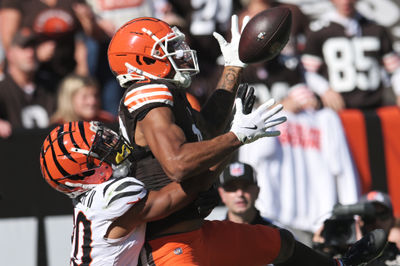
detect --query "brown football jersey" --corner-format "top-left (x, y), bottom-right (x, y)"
top-left (119, 80), bottom-right (207, 238)
top-left (303, 15), bottom-right (396, 109)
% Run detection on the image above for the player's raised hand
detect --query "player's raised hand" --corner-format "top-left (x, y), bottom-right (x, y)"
top-left (213, 15), bottom-right (250, 68)
top-left (230, 97), bottom-right (287, 144)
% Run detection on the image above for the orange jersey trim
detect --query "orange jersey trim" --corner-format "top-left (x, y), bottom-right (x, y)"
top-left (124, 84), bottom-right (173, 112)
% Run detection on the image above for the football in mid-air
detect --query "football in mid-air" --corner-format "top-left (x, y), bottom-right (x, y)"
top-left (239, 7), bottom-right (292, 64)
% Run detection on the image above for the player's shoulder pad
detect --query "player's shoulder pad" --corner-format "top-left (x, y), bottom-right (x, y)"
top-left (309, 18), bottom-right (331, 32)
top-left (124, 83), bottom-right (173, 113)
top-left (101, 177), bottom-right (147, 209)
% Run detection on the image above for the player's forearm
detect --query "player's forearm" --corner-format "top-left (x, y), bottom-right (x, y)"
top-left (200, 66), bottom-right (242, 135)
top-left (110, 182), bottom-right (200, 236)
top-left (161, 132), bottom-right (242, 182)
top-left (0, 8), bottom-right (21, 50)
top-left (142, 183), bottom-right (197, 222)
top-left (143, 171), bottom-right (216, 222)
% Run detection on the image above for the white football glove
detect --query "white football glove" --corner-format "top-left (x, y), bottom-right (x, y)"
top-left (230, 98), bottom-right (287, 144)
top-left (213, 15), bottom-right (250, 68)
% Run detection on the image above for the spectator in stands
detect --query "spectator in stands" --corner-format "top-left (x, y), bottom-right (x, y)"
top-left (167, 0), bottom-right (236, 104)
top-left (50, 74), bottom-right (115, 124)
top-left (0, 28), bottom-right (55, 138)
top-left (239, 86), bottom-right (360, 247)
top-left (218, 161), bottom-right (275, 226)
top-left (302, 0), bottom-right (400, 111)
top-left (0, 0), bottom-right (103, 92)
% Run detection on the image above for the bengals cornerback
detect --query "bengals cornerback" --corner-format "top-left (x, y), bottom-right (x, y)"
top-left (39, 121), bottom-right (212, 265)
top-left (40, 121), bottom-right (147, 265)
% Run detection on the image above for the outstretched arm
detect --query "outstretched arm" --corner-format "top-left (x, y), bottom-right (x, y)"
top-left (136, 93), bottom-right (285, 182)
top-left (106, 169), bottom-right (218, 239)
top-left (137, 106), bottom-right (242, 181)
top-left (200, 66), bottom-right (241, 136)
top-left (199, 15), bottom-right (250, 136)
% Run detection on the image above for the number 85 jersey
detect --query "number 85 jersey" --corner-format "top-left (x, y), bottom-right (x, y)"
top-left (302, 13), bottom-right (400, 109)
top-left (70, 177), bottom-right (147, 266)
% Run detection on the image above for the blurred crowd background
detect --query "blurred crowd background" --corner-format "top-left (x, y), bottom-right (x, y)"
top-left (2, 0), bottom-right (400, 265)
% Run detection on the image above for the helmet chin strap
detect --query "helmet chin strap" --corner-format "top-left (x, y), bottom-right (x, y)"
top-left (122, 62), bottom-right (192, 88)
top-left (112, 160), bottom-right (131, 178)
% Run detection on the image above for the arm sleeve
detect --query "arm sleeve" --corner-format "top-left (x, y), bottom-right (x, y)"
top-left (304, 71), bottom-right (330, 95)
top-left (320, 109), bottom-right (360, 204)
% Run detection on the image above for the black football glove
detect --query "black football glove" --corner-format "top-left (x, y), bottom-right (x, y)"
top-left (236, 83), bottom-right (256, 114)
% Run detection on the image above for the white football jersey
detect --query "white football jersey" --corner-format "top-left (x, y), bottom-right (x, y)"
top-left (70, 177), bottom-right (147, 266)
top-left (239, 108), bottom-right (360, 232)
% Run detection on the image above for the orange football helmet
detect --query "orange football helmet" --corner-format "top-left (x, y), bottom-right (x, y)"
top-left (40, 121), bottom-right (132, 198)
top-left (108, 17), bottom-right (199, 88)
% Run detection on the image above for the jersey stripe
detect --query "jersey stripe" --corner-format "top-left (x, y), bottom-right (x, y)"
top-left (103, 178), bottom-right (146, 208)
top-left (127, 98), bottom-right (173, 113)
top-left (107, 191), bottom-right (143, 207)
top-left (124, 84), bottom-right (173, 112)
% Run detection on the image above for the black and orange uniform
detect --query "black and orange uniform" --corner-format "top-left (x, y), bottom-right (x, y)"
top-left (118, 80), bottom-right (282, 266)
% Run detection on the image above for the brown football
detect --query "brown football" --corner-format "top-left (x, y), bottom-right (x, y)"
top-left (239, 7), bottom-right (292, 64)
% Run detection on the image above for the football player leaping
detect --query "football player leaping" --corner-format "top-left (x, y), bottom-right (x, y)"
top-left (106, 14), bottom-right (386, 266)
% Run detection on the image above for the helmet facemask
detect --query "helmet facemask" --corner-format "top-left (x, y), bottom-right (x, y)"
top-left (152, 26), bottom-right (199, 87)
top-left (89, 122), bottom-right (132, 166)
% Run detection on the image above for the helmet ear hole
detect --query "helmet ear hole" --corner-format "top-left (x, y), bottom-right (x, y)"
top-left (135, 56), bottom-right (157, 66)
top-left (136, 55), bottom-right (143, 65)
top-left (143, 57), bottom-right (156, 65)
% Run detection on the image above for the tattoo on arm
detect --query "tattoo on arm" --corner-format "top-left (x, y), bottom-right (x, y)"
top-left (200, 67), bottom-right (242, 136)
top-left (217, 67), bottom-right (241, 93)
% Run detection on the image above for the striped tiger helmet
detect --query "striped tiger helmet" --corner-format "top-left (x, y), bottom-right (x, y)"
top-left (107, 17), bottom-right (199, 88)
top-left (40, 121), bottom-right (132, 198)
